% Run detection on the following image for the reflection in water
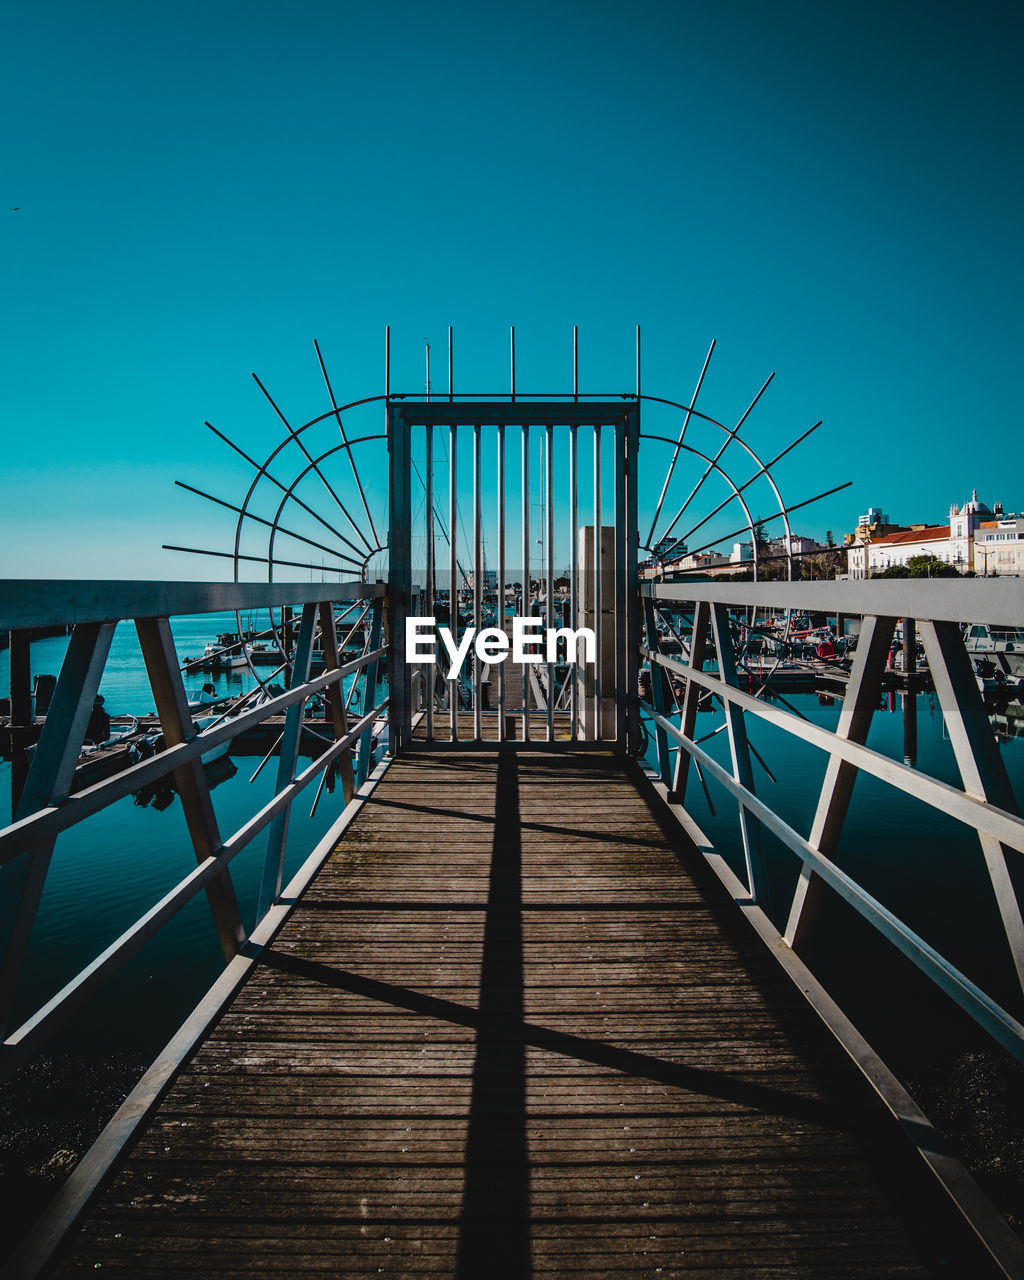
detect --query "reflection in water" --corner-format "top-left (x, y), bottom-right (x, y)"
top-left (902, 692), bottom-right (917, 766)
top-left (132, 755), bottom-right (238, 810)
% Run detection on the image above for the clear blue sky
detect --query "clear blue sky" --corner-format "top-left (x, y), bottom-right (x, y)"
top-left (2, 0), bottom-right (1021, 580)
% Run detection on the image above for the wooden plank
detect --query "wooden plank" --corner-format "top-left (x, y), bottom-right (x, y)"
top-left (47, 749), bottom-right (976, 1278)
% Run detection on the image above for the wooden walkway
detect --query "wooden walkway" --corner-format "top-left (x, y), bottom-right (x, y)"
top-left (50, 748), bottom-right (967, 1277)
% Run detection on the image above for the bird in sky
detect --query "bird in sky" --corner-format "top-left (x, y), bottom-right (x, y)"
top-left (9, 207), bottom-right (21, 212)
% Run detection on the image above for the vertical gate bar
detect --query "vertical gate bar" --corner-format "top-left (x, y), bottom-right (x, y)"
top-left (710, 602), bottom-right (770, 909)
top-left (318, 600), bottom-right (354, 805)
top-left (258, 602), bottom-right (317, 919)
top-left (919, 618), bottom-right (1024, 994)
top-left (0, 621), bottom-right (117, 1033)
top-left (569, 423), bottom-right (579, 740)
top-left (384, 324), bottom-right (390, 399)
top-left (674, 599), bottom-right (710, 798)
top-left (643, 598), bottom-right (671, 783)
top-left (425, 424), bottom-right (434, 741)
top-left (614, 415), bottom-right (628, 748)
top-left (784, 614), bottom-right (896, 949)
top-left (498, 424), bottom-right (507, 742)
top-left (473, 421), bottom-right (482, 741)
top-left (356, 597), bottom-right (384, 786)
top-left (522, 423), bottom-right (530, 741)
top-left (449, 422), bottom-right (458, 742)
top-left (625, 404), bottom-right (641, 754)
top-left (135, 617), bottom-right (245, 958)
top-left (546, 422), bottom-right (554, 741)
top-left (387, 405), bottom-right (412, 755)
top-left (593, 423), bottom-right (602, 740)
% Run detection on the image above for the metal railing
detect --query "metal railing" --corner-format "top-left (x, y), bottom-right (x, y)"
top-left (0, 579), bottom-right (388, 1082)
top-left (640, 577), bottom-right (1024, 1064)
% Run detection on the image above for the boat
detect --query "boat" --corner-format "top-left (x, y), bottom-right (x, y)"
top-left (186, 683), bottom-right (226, 712)
top-left (972, 658), bottom-right (1022, 696)
top-left (963, 624), bottom-right (1024, 678)
top-left (192, 715), bottom-right (231, 763)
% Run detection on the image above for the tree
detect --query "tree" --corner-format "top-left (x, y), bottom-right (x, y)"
top-left (874, 554), bottom-right (958, 580)
top-left (802, 530), bottom-right (846, 580)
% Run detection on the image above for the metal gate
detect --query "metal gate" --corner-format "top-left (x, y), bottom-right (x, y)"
top-left (387, 401), bottom-right (640, 754)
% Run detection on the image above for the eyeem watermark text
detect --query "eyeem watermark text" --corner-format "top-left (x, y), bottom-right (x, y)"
top-left (406, 617), bottom-right (595, 681)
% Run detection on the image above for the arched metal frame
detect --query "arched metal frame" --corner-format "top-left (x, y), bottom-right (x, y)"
top-left (169, 334), bottom-right (845, 694)
top-left (638, 396), bottom-right (796, 583)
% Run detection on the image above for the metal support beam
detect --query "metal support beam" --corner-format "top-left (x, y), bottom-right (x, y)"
top-left (643, 599), bottom-right (671, 784)
top-left (673, 601), bottom-right (710, 801)
top-left (318, 601), bottom-right (354, 805)
top-left (0, 622), bottom-right (115, 1032)
top-left (136, 617), bottom-right (245, 961)
top-left (387, 405), bottom-right (412, 754)
top-left (257, 603), bottom-right (317, 919)
top-left (356, 598), bottom-right (384, 787)
top-left (784, 615), bottom-right (896, 950)
top-left (920, 619), bottom-right (1024, 995)
top-left (710, 603), bottom-right (770, 909)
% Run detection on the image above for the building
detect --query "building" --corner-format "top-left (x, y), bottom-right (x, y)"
top-left (845, 492), bottom-right (1000, 578)
top-left (845, 507), bottom-right (906, 547)
top-left (640, 531), bottom-right (822, 579)
top-left (847, 525), bottom-right (951, 578)
top-left (975, 512), bottom-right (1024, 576)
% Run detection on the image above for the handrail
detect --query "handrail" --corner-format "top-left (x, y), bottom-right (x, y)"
top-left (1, 696), bottom-right (388, 1081)
top-left (0, 646), bottom-right (386, 865)
top-left (0, 581), bottom-right (391, 1080)
top-left (642, 577), bottom-right (1024, 628)
top-left (640, 582), bottom-right (1024, 1064)
top-left (0, 578), bottom-right (384, 631)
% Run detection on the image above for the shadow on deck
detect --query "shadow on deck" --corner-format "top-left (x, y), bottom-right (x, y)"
top-left (45, 748), bottom-right (990, 1277)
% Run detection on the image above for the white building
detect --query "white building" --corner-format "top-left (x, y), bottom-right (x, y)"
top-left (847, 525), bottom-right (951, 579)
top-left (974, 513), bottom-right (1024, 576)
top-left (846, 491), bottom-right (1001, 578)
top-left (949, 491), bottom-right (998, 569)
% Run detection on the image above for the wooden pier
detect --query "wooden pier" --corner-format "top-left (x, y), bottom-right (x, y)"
top-left (43, 746), bottom-right (981, 1277)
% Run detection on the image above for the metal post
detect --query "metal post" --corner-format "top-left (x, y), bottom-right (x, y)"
top-left (8, 630), bottom-right (31, 818)
top-left (474, 422), bottom-right (482, 741)
top-left (784, 615), bottom-right (896, 949)
top-left (425, 425), bottom-right (435, 741)
top-left (135, 616), bottom-right (245, 961)
top-left (710, 602), bottom-right (770, 909)
top-left (258, 602), bottom-right (317, 918)
top-left (920, 619), bottom-right (1024, 994)
top-left (0, 622), bottom-right (117, 1032)
top-left (387, 405), bottom-right (412, 754)
top-left (569, 423), bottom-right (579, 740)
top-left (625, 404), bottom-right (641, 753)
top-left (522, 423), bottom-right (530, 741)
top-left (593, 424), bottom-right (602, 740)
top-left (498, 423), bottom-right (506, 742)
top-left (318, 601), bottom-right (354, 805)
top-left (449, 423), bottom-right (458, 742)
top-left (903, 617), bottom-right (917, 674)
top-left (674, 600), bottom-right (710, 798)
top-left (356, 597), bottom-right (384, 786)
top-left (614, 416), bottom-right (628, 747)
top-left (546, 422), bottom-right (554, 742)
top-left (643, 599), bottom-right (670, 783)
